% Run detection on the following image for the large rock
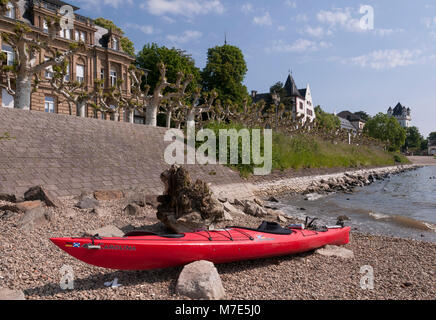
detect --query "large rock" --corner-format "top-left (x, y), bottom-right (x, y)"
top-left (23, 186), bottom-right (59, 208)
top-left (316, 245), bottom-right (355, 259)
top-left (17, 207), bottom-right (53, 232)
top-left (243, 201), bottom-right (267, 217)
top-left (176, 261), bottom-right (226, 300)
top-left (0, 288), bottom-right (25, 300)
top-left (223, 202), bottom-right (245, 216)
top-left (157, 166), bottom-right (225, 233)
top-left (85, 225), bottom-right (124, 238)
top-left (94, 190), bottom-right (124, 201)
top-left (16, 201), bottom-right (43, 212)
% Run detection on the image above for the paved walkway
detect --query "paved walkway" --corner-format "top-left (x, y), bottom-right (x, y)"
top-left (407, 156), bottom-right (436, 166)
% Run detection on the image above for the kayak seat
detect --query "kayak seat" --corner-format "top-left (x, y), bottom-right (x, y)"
top-left (124, 231), bottom-right (185, 238)
top-left (227, 221), bottom-right (295, 235)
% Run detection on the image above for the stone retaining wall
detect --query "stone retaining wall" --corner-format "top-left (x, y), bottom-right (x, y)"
top-left (0, 108), bottom-right (252, 199)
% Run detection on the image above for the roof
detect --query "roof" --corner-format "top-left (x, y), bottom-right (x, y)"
top-left (338, 117), bottom-right (357, 132)
top-left (392, 103), bottom-right (407, 116)
top-left (252, 93), bottom-right (272, 104)
top-left (284, 74), bottom-right (303, 98)
top-left (337, 111), bottom-right (365, 123)
top-left (298, 89), bottom-right (307, 98)
top-left (34, 0), bottom-right (80, 11)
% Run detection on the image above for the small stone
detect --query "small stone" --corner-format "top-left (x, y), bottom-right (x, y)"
top-left (123, 203), bottom-right (141, 216)
top-left (267, 196), bottom-right (279, 203)
top-left (76, 197), bottom-right (99, 210)
top-left (223, 211), bottom-right (233, 221)
top-left (316, 245), bottom-right (354, 259)
top-left (0, 288), bottom-right (25, 300)
top-left (277, 215), bottom-right (288, 223)
top-left (94, 190), bottom-right (124, 201)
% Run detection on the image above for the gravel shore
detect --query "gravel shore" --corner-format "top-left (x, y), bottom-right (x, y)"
top-left (0, 192), bottom-right (434, 300)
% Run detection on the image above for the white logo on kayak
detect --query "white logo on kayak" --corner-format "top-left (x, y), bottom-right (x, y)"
top-left (360, 265), bottom-right (374, 290)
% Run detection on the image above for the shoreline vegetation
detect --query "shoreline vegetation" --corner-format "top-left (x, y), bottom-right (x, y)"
top-left (202, 123), bottom-right (410, 178)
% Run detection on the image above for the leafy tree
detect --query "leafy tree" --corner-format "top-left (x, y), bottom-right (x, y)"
top-left (202, 44), bottom-right (249, 105)
top-left (364, 113), bottom-right (406, 151)
top-left (314, 106), bottom-right (340, 131)
top-left (94, 18), bottom-right (135, 56)
top-left (404, 126), bottom-right (423, 150)
top-left (136, 43), bottom-right (201, 94)
top-left (429, 132), bottom-right (436, 141)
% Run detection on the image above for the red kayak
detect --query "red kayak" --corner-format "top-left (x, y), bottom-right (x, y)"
top-left (50, 222), bottom-right (350, 271)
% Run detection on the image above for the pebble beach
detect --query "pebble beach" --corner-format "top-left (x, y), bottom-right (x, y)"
top-left (0, 184), bottom-right (435, 300)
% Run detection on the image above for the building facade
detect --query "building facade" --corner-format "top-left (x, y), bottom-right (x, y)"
top-left (251, 73), bottom-right (316, 124)
top-left (0, 0), bottom-right (136, 122)
top-left (387, 103), bottom-right (412, 128)
top-left (429, 140), bottom-right (436, 156)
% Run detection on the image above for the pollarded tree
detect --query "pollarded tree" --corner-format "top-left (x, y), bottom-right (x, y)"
top-left (0, 2), bottom-right (85, 110)
top-left (129, 62), bottom-right (193, 126)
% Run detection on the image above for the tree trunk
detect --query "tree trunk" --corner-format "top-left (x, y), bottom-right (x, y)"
top-left (166, 111), bottom-right (172, 128)
top-left (145, 105), bottom-right (158, 126)
top-left (129, 109), bottom-right (134, 123)
top-left (15, 74), bottom-right (32, 110)
top-left (186, 111), bottom-right (196, 131)
top-left (77, 101), bottom-right (86, 117)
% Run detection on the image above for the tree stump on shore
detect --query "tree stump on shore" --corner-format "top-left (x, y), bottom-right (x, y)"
top-left (157, 165), bottom-right (225, 233)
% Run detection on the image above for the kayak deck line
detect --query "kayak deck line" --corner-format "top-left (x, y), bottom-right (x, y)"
top-left (50, 222), bottom-right (351, 271)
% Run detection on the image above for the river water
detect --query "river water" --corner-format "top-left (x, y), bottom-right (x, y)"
top-left (274, 166), bottom-right (436, 243)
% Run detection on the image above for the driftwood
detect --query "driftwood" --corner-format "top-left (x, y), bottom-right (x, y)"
top-left (156, 165), bottom-right (225, 233)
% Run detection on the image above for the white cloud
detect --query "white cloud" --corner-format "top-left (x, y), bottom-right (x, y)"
top-left (124, 23), bottom-right (155, 35)
top-left (303, 26), bottom-right (333, 38)
top-left (269, 39), bottom-right (331, 53)
top-left (241, 3), bottom-right (253, 14)
top-left (277, 25), bottom-right (286, 32)
top-left (347, 49), bottom-right (423, 70)
top-left (284, 0), bottom-right (297, 8)
top-left (142, 0), bottom-right (224, 17)
top-left (166, 30), bottom-right (202, 43)
top-left (317, 8), bottom-right (362, 33)
top-left (294, 13), bottom-right (308, 22)
top-left (77, 0), bottom-right (132, 10)
top-left (253, 12), bottom-right (272, 26)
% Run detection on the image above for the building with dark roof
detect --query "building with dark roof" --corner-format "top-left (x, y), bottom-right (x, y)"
top-left (387, 102), bottom-right (412, 128)
top-left (251, 73), bottom-right (315, 123)
top-left (337, 111), bottom-right (366, 132)
top-left (1, 0), bottom-right (136, 122)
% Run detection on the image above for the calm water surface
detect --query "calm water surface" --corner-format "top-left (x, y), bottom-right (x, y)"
top-left (274, 166), bottom-right (436, 242)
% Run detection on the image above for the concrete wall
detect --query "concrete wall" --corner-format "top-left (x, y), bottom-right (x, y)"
top-left (0, 107), bottom-right (253, 199)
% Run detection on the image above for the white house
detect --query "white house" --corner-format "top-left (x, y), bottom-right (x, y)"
top-left (388, 103), bottom-right (412, 128)
top-left (251, 73), bottom-right (316, 124)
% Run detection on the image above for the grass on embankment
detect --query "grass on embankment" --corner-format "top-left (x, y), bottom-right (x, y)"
top-left (201, 123), bottom-right (410, 177)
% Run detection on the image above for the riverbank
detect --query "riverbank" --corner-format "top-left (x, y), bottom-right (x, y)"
top-left (250, 164), bottom-right (419, 198)
top-left (0, 191), bottom-right (434, 300)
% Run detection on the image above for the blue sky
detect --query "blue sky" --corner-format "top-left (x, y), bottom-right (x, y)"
top-left (71, 0), bottom-right (436, 137)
